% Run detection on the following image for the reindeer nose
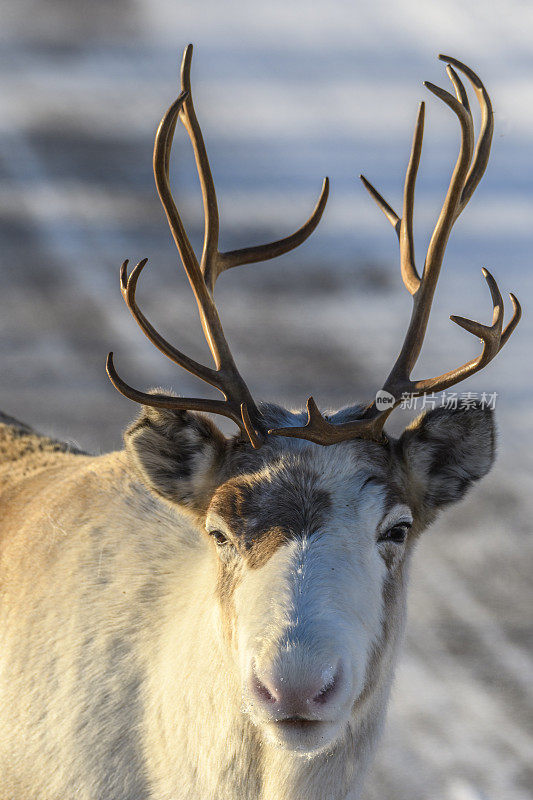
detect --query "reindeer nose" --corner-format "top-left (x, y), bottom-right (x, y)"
top-left (249, 659), bottom-right (344, 718)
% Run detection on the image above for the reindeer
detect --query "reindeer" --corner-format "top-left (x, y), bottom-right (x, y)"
top-left (0, 47), bottom-right (521, 800)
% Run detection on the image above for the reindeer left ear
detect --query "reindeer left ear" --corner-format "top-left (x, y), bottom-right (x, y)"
top-left (398, 402), bottom-right (496, 515)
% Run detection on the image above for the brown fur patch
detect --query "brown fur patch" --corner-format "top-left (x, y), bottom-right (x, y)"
top-left (209, 468), bottom-right (331, 570)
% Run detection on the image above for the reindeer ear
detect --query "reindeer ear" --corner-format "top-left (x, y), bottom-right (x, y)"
top-left (398, 402), bottom-right (496, 517)
top-left (124, 405), bottom-right (227, 511)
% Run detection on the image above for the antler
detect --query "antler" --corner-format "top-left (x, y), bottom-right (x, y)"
top-left (107, 44), bottom-right (329, 447)
top-left (270, 56), bottom-right (521, 445)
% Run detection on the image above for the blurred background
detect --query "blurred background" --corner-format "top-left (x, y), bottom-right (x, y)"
top-left (1, 1), bottom-right (532, 798)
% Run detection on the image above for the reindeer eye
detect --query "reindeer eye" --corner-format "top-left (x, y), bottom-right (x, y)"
top-left (209, 529), bottom-right (229, 546)
top-left (379, 522), bottom-right (411, 544)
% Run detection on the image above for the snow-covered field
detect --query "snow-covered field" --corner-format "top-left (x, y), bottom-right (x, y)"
top-left (1, 1), bottom-right (532, 798)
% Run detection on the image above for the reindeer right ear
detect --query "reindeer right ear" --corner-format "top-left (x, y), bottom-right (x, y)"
top-left (124, 405), bottom-right (227, 511)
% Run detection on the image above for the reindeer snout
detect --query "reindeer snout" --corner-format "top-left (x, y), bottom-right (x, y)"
top-left (248, 658), bottom-right (346, 721)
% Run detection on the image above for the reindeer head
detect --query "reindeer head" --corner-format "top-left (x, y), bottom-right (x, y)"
top-left (110, 47), bottom-right (519, 756)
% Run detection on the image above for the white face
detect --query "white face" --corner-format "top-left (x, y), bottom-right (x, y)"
top-left (206, 448), bottom-right (414, 756)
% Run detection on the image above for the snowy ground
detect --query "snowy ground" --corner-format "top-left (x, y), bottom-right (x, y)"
top-left (1, 1), bottom-right (532, 798)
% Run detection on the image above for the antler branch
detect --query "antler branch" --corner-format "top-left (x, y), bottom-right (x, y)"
top-left (108, 45), bottom-right (328, 447)
top-left (271, 57), bottom-right (519, 445)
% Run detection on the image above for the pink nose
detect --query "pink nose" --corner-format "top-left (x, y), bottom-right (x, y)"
top-left (249, 660), bottom-right (344, 719)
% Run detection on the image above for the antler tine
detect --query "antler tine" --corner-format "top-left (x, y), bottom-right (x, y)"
top-left (446, 63), bottom-right (471, 113)
top-left (359, 175), bottom-right (400, 234)
top-left (178, 44), bottom-right (329, 294)
top-left (118, 258), bottom-right (218, 386)
top-left (106, 352), bottom-right (237, 421)
top-left (360, 101), bottom-right (426, 296)
top-left (420, 79), bottom-right (473, 285)
top-left (178, 44), bottom-right (220, 286)
top-left (445, 63), bottom-right (475, 187)
top-left (399, 102), bottom-right (425, 295)
top-left (381, 72), bottom-right (475, 390)
top-left (410, 268), bottom-right (507, 395)
top-left (439, 55), bottom-right (494, 217)
top-left (500, 293), bottom-right (522, 350)
top-left (217, 178), bottom-right (329, 272)
top-left (154, 90), bottom-right (202, 286)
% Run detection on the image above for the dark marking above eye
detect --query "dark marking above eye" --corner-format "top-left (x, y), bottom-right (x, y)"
top-left (209, 468), bottom-right (332, 569)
